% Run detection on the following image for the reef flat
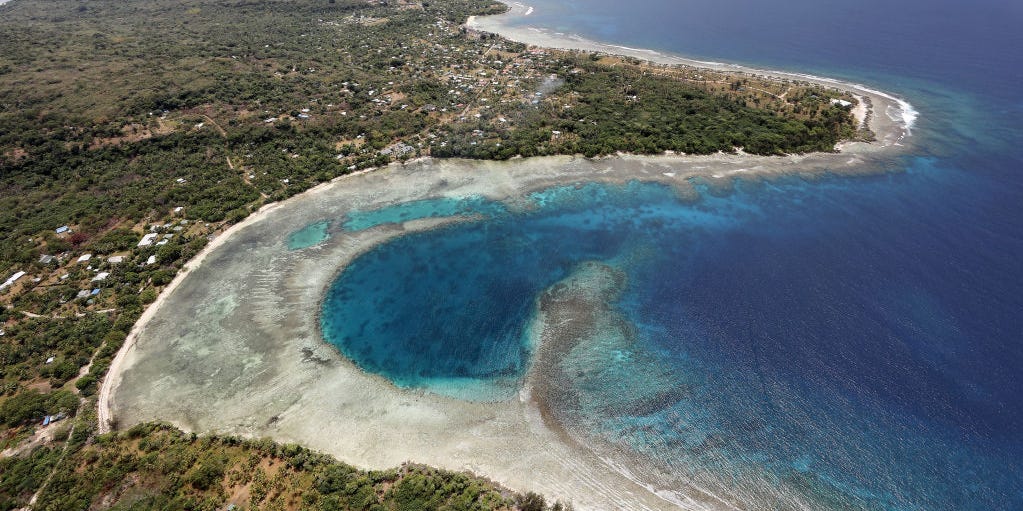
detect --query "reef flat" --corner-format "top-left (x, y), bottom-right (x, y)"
top-left (100, 4), bottom-right (917, 506)
top-left (105, 114), bottom-right (910, 509)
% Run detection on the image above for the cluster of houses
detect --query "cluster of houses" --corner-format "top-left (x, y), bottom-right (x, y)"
top-left (260, 16), bottom-right (570, 167)
top-left (1, 216), bottom-right (188, 303)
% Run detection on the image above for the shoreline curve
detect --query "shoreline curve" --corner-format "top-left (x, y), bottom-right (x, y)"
top-left (467, 1), bottom-right (918, 147)
top-left (96, 4), bottom-right (921, 509)
top-left (99, 152), bottom-right (910, 511)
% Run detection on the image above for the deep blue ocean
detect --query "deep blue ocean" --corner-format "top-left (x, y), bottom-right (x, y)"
top-left (319, 0), bottom-right (1023, 508)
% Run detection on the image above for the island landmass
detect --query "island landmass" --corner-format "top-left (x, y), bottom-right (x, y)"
top-left (0, 0), bottom-right (913, 509)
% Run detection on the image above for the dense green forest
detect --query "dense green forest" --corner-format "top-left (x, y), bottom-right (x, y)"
top-left (0, 0), bottom-right (863, 508)
top-left (3, 422), bottom-right (565, 511)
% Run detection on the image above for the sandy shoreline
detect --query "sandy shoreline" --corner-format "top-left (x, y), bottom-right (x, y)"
top-left (102, 154), bottom-right (906, 511)
top-left (96, 169), bottom-right (376, 434)
top-left (467, 1), bottom-right (917, 148)
top-left (98, 4), bottom-right (918, 510)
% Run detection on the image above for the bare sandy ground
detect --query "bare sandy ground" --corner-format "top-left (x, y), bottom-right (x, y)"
top-left (96, 170), bottom-right (374, 434)
top-left (101, 155), bottom-right (908, 511)
top-left (99, 5), bottom-right (917, 509)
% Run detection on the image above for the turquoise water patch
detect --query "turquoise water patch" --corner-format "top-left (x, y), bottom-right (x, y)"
top-left (287, 220), bottom-right (330, 250)
top-left (342, 195), bottom-right (507, 232)
top-left (321, 182), bottom-right (686, 400)
top-left (321, 169), bottom-right (1023, 509)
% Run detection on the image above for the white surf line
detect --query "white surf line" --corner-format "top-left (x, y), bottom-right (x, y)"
top-left (608, 44), bottom-right (662, 55)
top-left (665, 52), bottom-right (918, 137)
top-left (777, 71), bottom-right (919, 134)
top-left (602, 41), bottom-right (920, 136)
top-left (711, 168), bottom-right (751, 179)
top-left (469, 5), bottom-right (919, 141)
top-left (598, 454), bottom-right (742, 511)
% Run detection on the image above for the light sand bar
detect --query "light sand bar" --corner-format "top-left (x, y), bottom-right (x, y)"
top-left (101, 5), bottom-right (917, 509)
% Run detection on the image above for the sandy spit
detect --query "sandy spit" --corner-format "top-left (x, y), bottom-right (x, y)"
top-left (98, 4), bottom-right (918, 510)
top-left (467, 1), bottom-right (918, 148)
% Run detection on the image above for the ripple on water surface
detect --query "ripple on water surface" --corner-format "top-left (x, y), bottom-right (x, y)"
top-left (341, 195), bottom-right (507, 232)
top-left (319, 173), bottom-right (1023, 510)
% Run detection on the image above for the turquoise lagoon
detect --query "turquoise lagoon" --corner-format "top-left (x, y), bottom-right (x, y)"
top-left (319, 163), bottom-right (1023, 508)
top-left (317, 0), bottom-right (1023, 506)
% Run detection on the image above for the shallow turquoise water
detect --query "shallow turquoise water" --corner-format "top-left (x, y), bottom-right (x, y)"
top-left (342, 196), bottom-right (506, 232)
top-left (286, 220), bottom-right (329, 249)
top-left (320, 164), bottom-right (1023, 509)
top-left (321, 183), bottom-right (656, 399)
top-left (318, 0), bottom-right (1023, 507)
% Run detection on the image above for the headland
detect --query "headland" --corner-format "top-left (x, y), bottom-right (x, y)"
top-left (99, 4), bottom-right (917, 510)
top-left (468, 1), bottom-right (918, 149)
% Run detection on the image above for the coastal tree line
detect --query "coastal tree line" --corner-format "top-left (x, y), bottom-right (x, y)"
top-left (0, 0), bottom-right (861, 507)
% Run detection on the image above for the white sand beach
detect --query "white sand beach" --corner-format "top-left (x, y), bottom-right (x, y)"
top-left (100, 156), bottom-right (908, 511)
top-left (98, 4), bottom-right (917, 510)
top-left (467, 2), bottom-right (918, 147)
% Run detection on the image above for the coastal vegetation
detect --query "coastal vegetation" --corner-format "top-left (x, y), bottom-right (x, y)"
top-left (3, 422), bottom-right (567, 511)
top-left (0, 0), bottom-right (862, 507)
